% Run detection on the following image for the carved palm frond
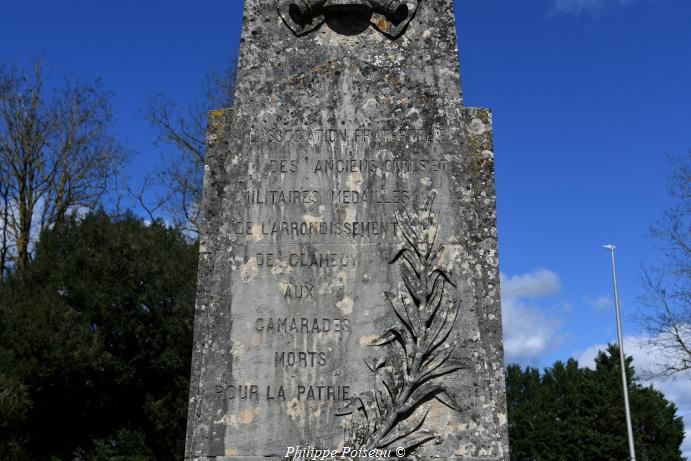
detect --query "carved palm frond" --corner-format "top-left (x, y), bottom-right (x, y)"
top-left (337, 192), bottom-right (464, 457)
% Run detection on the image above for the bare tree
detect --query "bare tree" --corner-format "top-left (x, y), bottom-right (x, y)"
top-left (0, 180), bottom-right (10, 278)
top-left (638, 153), bottom-right (691, 377)
top-left (144, 61), bottom-right (236, 235)
top-left (0, 62), bottom-right (125, 272)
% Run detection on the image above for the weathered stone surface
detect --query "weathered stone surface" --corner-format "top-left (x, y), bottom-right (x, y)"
top-left (186, 0), bottom-right (509, 459)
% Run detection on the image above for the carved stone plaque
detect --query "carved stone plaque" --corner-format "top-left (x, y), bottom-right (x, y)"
top-left (185, 0), bottom-right (509, 459)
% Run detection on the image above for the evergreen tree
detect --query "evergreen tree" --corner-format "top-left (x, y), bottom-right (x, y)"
top-left (507, 345), bottom-right (686, 461)
top-left (0, 212), bottom-right (197, 460)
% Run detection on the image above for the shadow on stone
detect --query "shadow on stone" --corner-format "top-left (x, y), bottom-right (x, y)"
top-left (324, 3), bottom-right (373, 36)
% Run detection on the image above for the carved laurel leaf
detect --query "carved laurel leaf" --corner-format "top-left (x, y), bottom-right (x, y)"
top-left (401, 263), bottom-right (423, 306)
top-left (399, 292), bottom-right (422, 338)
top-left (337, 193), bottom-right (463, 455)
top-left (420, 342), bottom-right (457, 375)
top-left (397, 430), bottom-right (438, 453)
top-left (390, 248), bottom-right (424, 277)
top-left (377, 408), bottom-right (430, 449)
top-left (385, 292), bottom-right (417, 341)
top-left (370, 328), bottom-right (399, 347)
top-left (358, 390), bottom-right (381, 422)
top-left (396, 211), bottom-right (420, 255)
top-left (338, 391), bottom-right (380, 431)
top-left (406, 382), bottom-right (446, 410)
top-left (364, 357), bottom-right (387, 373)
top-left (427, 244), bottom-right (445, 267)
top-left (424, 277), bottom-right (446, 326)
top-left (335, 399), bottom-right (356, 416)
top-left (428, 301), bottom-right (460, 356)
top-left (435, 389), bottom-right (464, 412)
top-left (418, 365), bottom-right (464, 389)
top-left (375, 367), bottom-right (397, 409)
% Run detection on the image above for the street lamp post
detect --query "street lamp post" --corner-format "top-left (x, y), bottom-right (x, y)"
top-left (603, 244), bottom-right (636, 461)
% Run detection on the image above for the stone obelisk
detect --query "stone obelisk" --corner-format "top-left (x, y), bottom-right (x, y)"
top-left (185, 1), bottom-right (509, 459)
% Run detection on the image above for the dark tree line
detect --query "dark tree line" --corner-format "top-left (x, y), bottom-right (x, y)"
top-left (0, 212), bottom-right (197, 460)
top-left (507, 346), bottom-right (686, 461)
top-left (0, 57), bottom-right (235, 460)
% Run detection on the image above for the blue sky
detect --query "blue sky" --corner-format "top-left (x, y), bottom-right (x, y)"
top-left (2, 0), bottom-right (689, 454)
top-left (461, 0), bottom-right (690, 362)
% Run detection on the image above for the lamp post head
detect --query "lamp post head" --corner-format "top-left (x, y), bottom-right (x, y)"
top-left (603, 244), bottom-right (616, 251)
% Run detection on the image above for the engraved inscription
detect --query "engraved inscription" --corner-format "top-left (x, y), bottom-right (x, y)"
top-left (255, 318), bottom-right (351, 334)
top-left (214, 384), bottom-right (351, 402)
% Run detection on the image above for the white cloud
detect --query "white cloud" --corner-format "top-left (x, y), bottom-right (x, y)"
top-left (501, 269), bottom-right (561, 299)
top-left (584, 294), bottom-right (614, 311)
top-left (552, 0), bottom-right (636, 15)
top-left (501, 269), bottom-right (565, 365)
top-left (503, 297), bottom-right (564, 365)
top-left (578, 337), bottom-right (691, 458)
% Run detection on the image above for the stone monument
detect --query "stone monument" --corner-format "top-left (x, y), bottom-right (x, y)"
top-left (186, 0), bottom-right (509, 459)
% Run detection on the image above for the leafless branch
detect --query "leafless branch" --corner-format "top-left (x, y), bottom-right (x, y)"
top-left (0, 60), bottom-right (126, 271)
top-left (637, 152), bottom-right (691, 378)
top-left (143, 58), bottom-right (236, 235)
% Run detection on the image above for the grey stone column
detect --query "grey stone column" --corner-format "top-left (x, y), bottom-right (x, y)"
top-left (185, 1), bottom-right (509, 459)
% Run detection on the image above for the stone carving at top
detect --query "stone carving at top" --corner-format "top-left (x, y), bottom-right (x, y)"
top-left (276, 0), bottom-right (421, 38)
